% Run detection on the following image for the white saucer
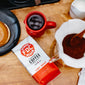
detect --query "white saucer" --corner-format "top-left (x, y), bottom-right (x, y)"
top-left (55, 19), bottom-right (85, 68)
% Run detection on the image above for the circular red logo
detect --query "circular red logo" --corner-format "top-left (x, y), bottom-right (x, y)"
top-left (21, 43), bottom-right (35, 57)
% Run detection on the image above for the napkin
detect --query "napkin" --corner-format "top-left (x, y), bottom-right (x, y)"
top-left (78, 68), bottom-right (85, 85)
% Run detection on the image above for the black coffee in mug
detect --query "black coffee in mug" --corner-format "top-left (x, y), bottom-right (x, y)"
top-left (27, 14), bottom-right (45, 30)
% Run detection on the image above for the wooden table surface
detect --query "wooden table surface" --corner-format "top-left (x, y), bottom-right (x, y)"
top-left (0, 0), bottom-right (81, 85)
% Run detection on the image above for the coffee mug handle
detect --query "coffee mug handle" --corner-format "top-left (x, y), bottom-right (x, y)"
top-left (46, 21), bottom-right (56, 29)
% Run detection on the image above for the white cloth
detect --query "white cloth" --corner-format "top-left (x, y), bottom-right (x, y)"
top-left (55, 19), bottom-right (85, 68)
top-left (78, 68), bottom-right (85, 85)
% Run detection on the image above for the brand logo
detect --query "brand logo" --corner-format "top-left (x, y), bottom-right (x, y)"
top-left (21, 43), bottom-right (35, 57)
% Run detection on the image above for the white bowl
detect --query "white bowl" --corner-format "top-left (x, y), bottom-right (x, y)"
top-left (55, 19), bottom-right (85, 68)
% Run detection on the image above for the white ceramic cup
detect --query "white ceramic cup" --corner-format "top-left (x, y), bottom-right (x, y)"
top-left (70, 0), bottom-right (85, 19)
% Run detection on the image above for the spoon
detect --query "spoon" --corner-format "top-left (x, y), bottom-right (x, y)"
top-left (70, 29), bottom-right (85, 46)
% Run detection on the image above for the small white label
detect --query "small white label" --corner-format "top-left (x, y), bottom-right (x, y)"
top-left (12, 36), bottom-right (50, 75)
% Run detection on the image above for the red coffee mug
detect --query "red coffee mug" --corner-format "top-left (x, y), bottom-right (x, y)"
top-left (24, 11), bottom-right (56, 37)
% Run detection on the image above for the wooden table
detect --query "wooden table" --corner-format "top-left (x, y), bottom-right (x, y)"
top-left (0, 0), bottom-right (81, 85)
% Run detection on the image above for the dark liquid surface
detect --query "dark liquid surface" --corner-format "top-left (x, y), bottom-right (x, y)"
top-left (62, 34), bottom-right (85, 59)
top-left (27, 14), bottom-right (45, 30)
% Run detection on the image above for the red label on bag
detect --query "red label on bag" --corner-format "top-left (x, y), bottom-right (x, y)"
top-left (21, 43), bottom-right (35, 57)
top-left (33, 62), bottom-right (60, 85)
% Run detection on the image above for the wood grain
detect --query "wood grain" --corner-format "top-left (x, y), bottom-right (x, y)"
top-left (0, 0), bottom-right (81, 85)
